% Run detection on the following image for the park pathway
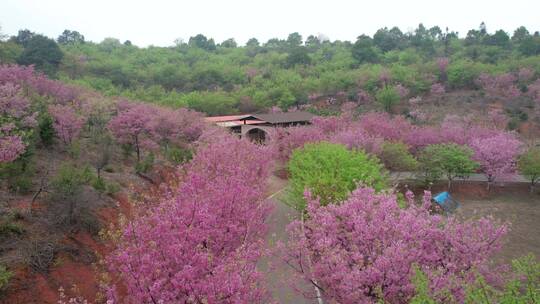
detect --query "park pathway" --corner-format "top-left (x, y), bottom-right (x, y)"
top-left (391, 172), bottom-right (529, 183)
top-left (259, 174), bottom-right (312, 304)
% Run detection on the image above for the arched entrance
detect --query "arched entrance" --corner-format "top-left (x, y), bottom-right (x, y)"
top-left (246, 128), bottom-right (267, 143)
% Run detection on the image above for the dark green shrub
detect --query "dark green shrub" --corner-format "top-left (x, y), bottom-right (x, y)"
top-left (135, 153), bottom-right (154, 174)
top-left (0, 221), bottom-right (25, 238)
top-left (0, 265), bottom-right (12, 291)
top-left (166, 147), bottom-right (192, 164)
top-left (105, 182), bottom-right (121, 196)
top-left (91, 177), bottom-right (106, 193)
top-left (38, 113), bottom-right (55, 147)
top-left (50, 163), bottom-right (94, 222)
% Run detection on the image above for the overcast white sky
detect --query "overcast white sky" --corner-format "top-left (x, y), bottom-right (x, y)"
top-left (1, 0), bottom-right (539, 47)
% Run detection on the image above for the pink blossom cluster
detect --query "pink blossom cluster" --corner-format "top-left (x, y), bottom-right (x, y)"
top-left (108, 101), bottom-right (206, 160)
top-left (395, 83), bottom-right (410, 99)
top-left (488, 109), bottom-right (509, 129)
top-left (470, 133), bottom-right (523, 184)
top-left (436, 57), bottom-right (449, 75)
top-left (476, 72), bottom-right (521, 99)
top-left (0, 64), bottom-right (82, 104)
top-left (356, 89), bottom-right (372, 104)
top-left (518, 67), bottom-right (534, 83)
top-left (107, 135), bottom-right (274, 303)
top-left (430, 83), bottom-right (446, 95)
top-left (0, 81), bottom-right (34, 163)
top-left (379, 69), bottom-right (392, 85)
top-left (527, 79), bottom-right (540, 104)
top-left (48, 105), bottom-right (86, 145)
top-left (284, 187), bottom-right (507, 303)
top-left (0, 135), bottom-right (26, 163)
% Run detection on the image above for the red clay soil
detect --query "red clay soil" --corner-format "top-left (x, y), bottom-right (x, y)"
top-left (1, 192), bottom-right (135, 304)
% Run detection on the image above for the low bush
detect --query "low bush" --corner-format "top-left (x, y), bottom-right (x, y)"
top-left (23, 240), bottom-right (56, 273)
top-left (0, 221), bottom-right (25, 239)
top-left (135, 153), bottom-right (154, 174)
top-left (0, 265), bottom-right (12, 291)
top-left (166, 146), bottom-right (192, 164)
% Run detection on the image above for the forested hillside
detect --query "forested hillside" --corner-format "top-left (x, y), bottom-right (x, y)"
top-left (1, 23), bottom-right (540, 116)
top-left (1, 21), bottom-right (540, 303)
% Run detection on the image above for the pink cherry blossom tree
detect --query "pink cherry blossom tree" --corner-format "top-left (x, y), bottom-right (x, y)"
top-left (0, 82), bottom-right (35, 163)
top-left (395, 83), bottom-right (410, 99)
top-left (527, 79), bottom-right (540, 104)
top-left (430, 83), bottom-right (446, 95)
top-left (0, 135), bottom-right (26, 163)
top-left (283, 187), bottom-right (507, 303)
top-left (476, 73), bottom-right (521, 99)
top-left (358, 112), bottom-right (412, 141)
top-left (517, 67), bottom-right (534, 83)
top-left (470, 133), bottom-right (523, 190)
top-left (356, 89), bottom-right (371, 104)
top-left (436, 57), bottom-right (449, 82)
top-left (48, 104), bottom-right (86, 145)
top-left (268, 126), bottom-right (327, 161)
top-left (108, 103), bottom-right (158, 161)
top-left (107, 135), bottom-right (274, 303)
top-left (488, 109), bottom-right (509, 130)
top-left (149, 107), bottom-right (205, 149)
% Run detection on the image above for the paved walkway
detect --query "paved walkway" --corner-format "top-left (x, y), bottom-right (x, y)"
top-left (260, 174), bottom-right (312, 304)
top-left (391, 172), bottom-right (529, 183)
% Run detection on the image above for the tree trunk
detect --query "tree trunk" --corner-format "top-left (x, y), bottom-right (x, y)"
top-left (301, 213), bottom-right (325, 304)
top-left (135, 135), bottom-right (141, 162)
top-left (487, 177), bottom-right (493, 192)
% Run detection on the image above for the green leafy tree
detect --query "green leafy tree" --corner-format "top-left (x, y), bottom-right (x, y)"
top-left (518, 147), bottom-right (540, 193)
top-left (483, 29), bottom-right (510, 48)
top-left (379, 141), bottom-right (419, 172)
top-left (188, 34), bottom-right (216, 51)
top-left (17, 34), bottom-right (63, 75)
top-left (57, 29), bottom-right (85, 45)
top-left (373, 27), bottom-right (406, 52)
top-left (419, 144), bottom-right (478, 189)
top-left (220, 38), bottom-right (237, 48)
top-left (512, 26), bottom-right (530, 43)
top-left (51, 163), bottom-right (93, 221)
top-left (286, 32), bottom-right (303, 47)
top-left (10, 29), bottom-right (35, 47)
top-left (0, 40), bottom-right (23, 63)
top-left (518, 36), bottom-right (540, 56)
top-left (288, 142), bottom-right (387, 210)
top-left (376, 85), bottom-right (400, 113)
top-left (245, 38), bottom-right (260, 47)
top-left (352, 34), bottom-right (379, 64)
top-left (38, 113), bottom-right (55, 147)
top-left (286, 47), bottom-right (311, 67)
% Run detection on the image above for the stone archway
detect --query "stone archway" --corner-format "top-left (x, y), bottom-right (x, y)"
top-left (246, 127), bottom-right (267, 143)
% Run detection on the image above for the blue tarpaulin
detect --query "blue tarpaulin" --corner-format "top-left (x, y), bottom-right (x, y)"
top-left (433, 191), bottom-right (460, 213)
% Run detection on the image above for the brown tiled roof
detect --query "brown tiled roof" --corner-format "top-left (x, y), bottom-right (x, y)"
top-left (251, 112), bottom-right (314, 124)
top-left (204, 114), bottom-right (253, 122)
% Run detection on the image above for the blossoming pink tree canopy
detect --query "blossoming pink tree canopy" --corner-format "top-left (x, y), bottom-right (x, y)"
top-left (283, 187), bottom-right (507, 303)
top-left (107, 134), bottom-right (274, 303)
